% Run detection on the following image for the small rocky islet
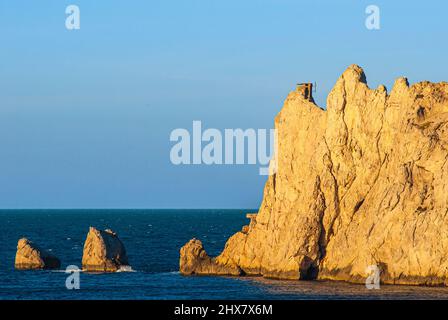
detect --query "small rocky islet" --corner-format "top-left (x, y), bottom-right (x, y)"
top-left (15, 238), bottom-right (61, 270)
top-left (14, 227), bottom-right (130, 272)
top-left (82, 227), bottom-right (129, 272)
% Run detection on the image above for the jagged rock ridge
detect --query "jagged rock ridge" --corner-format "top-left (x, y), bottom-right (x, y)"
top-left (180, 64), bottom-right (448, 285)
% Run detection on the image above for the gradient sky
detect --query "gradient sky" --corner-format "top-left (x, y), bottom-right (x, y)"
top-left (0, 0), bottom-right (447, 208)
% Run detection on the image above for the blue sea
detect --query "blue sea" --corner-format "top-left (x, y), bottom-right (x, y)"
top-left (1, 209), bottom-right (448, 300)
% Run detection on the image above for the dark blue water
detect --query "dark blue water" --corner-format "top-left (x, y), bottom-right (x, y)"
top-left (1, 209), bottom-right (448, 300)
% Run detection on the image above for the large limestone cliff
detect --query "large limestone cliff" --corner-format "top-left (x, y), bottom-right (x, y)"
top-left (180, 64), bottom-right (448, 285)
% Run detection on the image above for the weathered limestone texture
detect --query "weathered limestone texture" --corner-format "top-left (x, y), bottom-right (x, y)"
top-left (15, 238), bottom-right (61, 270)
top-left (82, 227), bottom-right (129, 272)
top-left (180, 65), bottom-right (448, 285)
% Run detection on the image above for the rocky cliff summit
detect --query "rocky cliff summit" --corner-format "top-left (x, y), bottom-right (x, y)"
top-left (180, 65), bottom-right (448, 285)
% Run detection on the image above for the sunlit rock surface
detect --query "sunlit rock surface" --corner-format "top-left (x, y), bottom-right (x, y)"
top-left (180, 65), bottom-right (448, 285)
top-left (82, 227), bottom-right (129, 272)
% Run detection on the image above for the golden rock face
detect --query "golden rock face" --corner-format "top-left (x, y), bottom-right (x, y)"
top-left (15, 238), bottom-right (60, 270)
top-left (180, 64), bottom-right (448, 285)
top-left (179, 239), bottom-right (242, 276)
top-left (82, 227), bottom-right (129, 272)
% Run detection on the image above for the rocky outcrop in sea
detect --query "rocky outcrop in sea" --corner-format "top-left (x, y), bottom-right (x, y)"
top-left (15, 238), bottom-right (61, 270)
top-left (180, 65), bottom-right (448, 285)
top-left (82, 227), bottom-right (130, 272)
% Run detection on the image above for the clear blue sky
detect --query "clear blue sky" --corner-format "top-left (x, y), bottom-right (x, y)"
top-left (0, 0), bottom-right (447, 208)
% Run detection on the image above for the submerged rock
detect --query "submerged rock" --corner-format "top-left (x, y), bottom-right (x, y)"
top-left (180, 64), bottom-right (448, 285)
top-left (15, 238), bottom-right (60, 270)
top-left (82, 227), bottom-right (129, 272)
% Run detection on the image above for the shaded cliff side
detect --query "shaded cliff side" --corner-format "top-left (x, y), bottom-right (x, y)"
top-left (180, 64), bottom-right (448, 285)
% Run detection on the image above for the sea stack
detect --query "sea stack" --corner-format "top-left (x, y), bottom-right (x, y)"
top-left (15, 238), bottom-right (61, 270)
top-left (180, 64), bottom-right (448, 286)
top-left (82, 227), bottom-right (129, 272)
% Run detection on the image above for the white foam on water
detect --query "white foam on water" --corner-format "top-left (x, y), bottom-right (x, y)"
top-left (51, 269), bottom-right (83, 273)
top-left (51, 266), bottom-right (136, 273)
top-left (116, 265), bottom-right (135, 272)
